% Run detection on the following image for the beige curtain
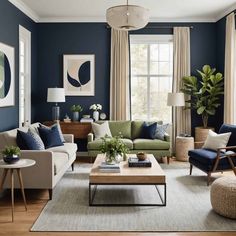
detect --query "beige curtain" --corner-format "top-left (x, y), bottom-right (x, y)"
top-left (172, 27), bottom-right (191, 150)
top-left (110, 29), bottom-right (130, 121)
top-left (224, 13), bottom-right (236, 124)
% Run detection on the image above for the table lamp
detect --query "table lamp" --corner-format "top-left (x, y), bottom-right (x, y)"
top-left (167, 92), bottom-right (185, 107)
top-left (47, 88), bottom-right (65, 121)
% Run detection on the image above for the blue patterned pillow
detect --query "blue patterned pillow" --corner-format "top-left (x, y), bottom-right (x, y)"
top-left (38, 126), bottom-right (63, 149)
top-left (16, 129), bottom-right (45, 150)
top-left (154, 124), bottom-right (169, 140)
top-left (140, 122), bottom-right (157, 139)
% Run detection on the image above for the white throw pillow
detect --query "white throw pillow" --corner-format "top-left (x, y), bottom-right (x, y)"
top-left (92, 121), bottom-right (112, 140)
top-left (202, 130), bottom-right (231, 151)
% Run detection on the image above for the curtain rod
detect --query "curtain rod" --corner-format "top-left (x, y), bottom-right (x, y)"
top-left (106, 25), bottom-right (194, 29)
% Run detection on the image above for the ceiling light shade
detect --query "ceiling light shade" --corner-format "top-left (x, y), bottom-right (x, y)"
top-left (106, 1), bottom-right (149, 31)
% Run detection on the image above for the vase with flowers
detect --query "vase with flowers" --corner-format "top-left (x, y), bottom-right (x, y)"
top-left (90, 104), bottom-right (102, 121)
top-left (99, 135), bottom-right (129, 164)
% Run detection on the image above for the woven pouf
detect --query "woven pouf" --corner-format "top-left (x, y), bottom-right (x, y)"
top-left (210, 176), bottom-right (236, 219)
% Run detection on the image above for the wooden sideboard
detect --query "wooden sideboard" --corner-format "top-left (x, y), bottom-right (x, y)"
top-left (43, 121), bottom-right (92, 139)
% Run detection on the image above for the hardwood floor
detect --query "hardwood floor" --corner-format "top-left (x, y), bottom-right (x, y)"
top-left (0, 160), bottom-right (235, 236)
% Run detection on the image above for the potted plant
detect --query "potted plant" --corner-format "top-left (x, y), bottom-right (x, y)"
top-left (99, 135), bottom-right (129, 164)
top-left (1, 146), bottom-right (21, 164)
top-left (181, 65), bottom-right (224, 142)
top-left (90, 104), bottom-right (102, 121)
top-left (70, 104), bottom-right (83, 122)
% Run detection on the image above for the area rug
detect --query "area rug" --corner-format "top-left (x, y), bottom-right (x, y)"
top-left (31, 162), bottom-right (236, 232)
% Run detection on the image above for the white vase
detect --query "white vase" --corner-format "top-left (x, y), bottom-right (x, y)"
top-left (93, 110), bottom-right (99, 121)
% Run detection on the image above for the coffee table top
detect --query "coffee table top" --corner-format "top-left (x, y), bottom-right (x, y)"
top-left (89, 154), bottom-right (165, 184)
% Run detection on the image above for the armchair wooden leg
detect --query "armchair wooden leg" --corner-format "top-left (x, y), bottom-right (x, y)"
top-left (167, 156), bottom-right (170, 164)
top-left (48, 189), bottom-right (53, 200)
top-left (71, 162), bottom-right (74, 171)
top-left (207, 172), bottom-right (211, 186)
top-left (190, 164), bottom-right (193, 175)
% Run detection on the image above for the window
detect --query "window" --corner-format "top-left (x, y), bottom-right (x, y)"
top-left (130, 35), bottom-right (173, 123)
top-left (19, 25), bottom-right (31, 127)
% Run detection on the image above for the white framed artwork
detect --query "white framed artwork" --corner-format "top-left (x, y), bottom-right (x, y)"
top-left (0, 42), bottom-right (15, 107)
top-left (63, 54), bottom-right (95, 96)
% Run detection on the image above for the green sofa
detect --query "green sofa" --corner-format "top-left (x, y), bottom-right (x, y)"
top-left (87, 121), bottom-right (171, 162)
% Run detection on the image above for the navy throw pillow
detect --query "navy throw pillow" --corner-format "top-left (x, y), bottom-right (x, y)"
top-left (16, 129), bottom-right (45, 150)
top-left (140, 122), bottom-right (157, 139)
top-left (38, 126), bottom-right (63, 149)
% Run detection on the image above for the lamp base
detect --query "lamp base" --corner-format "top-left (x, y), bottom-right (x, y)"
top-left (52, 105), bottom-right (60, 121)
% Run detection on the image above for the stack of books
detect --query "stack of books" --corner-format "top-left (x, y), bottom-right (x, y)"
top-left (80, 118), bottom-right (94, 123)
top-left (128, 157), bottom-right (152, 167)
top-left (99, 162), bottom-right (120, 173)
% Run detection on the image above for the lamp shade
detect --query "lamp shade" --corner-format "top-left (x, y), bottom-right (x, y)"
top-left (106, 5), bottom-right (149, 31)
top-left (47, 88), bottom-right (65, 103)
top-left (167, 93), bottom-right (185, 107)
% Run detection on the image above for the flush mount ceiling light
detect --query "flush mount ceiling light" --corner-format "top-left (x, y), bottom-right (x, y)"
top-left (106, 0), bottom-right (149, 31)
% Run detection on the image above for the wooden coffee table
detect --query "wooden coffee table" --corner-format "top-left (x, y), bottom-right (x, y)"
top-left (89, 154), bottom-right (166, 207)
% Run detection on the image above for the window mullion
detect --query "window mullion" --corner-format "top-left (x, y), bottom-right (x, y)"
top-left (147, 44), bottom-right (151, 121)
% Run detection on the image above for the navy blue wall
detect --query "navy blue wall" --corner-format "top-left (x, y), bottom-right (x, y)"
top-left (0, 0), bottom-right (37, 131)
top-left (34, 22), bottom-right (218, 134)
top-left (33, 23), bottom-right (110, 122)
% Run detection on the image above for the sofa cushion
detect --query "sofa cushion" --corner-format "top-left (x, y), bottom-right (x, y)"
top-left (189, 149), bottom-right (236, 172)
top-left (92, 121), bottom-right (112, 140)
top-left (47, 143), bottom-right (77, 159)
top-left (140, 122), bottom-right (157, 139)
top-left (88, 138), bottom-right (133, 150)
top-left (133, 139), bottom-right (170, 150)
top-left (17, 129), bottom-right (45, 150)
top-left (131, 121), bottom-right (163, 140)
top-left (40, 123), bottom-right (65, 143)
top-left (108, 121), bottom-right (132, 139)
top-left (219, 124), bottom-right (236, 147)
top-left (38, 126), bottom-right (63, 148)
top-left (154, 123), bottom-right (169, 140)
top-left (53, 152), bottom-right (69, 175)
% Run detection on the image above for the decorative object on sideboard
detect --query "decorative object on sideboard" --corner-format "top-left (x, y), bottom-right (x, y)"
top-left (90, 104), bottom-right (102, 121)
top-left (63, 54), bottom-right (95, 96)
top-left (106, 0), bottom-right (149, 31)
top-left (1, 146), bottom-right (20, 164)
top-left (70, 104), bottom-right (83, 122)
top-left (47, 88), bottom-right (65, 121)
top-left (100, 113), bottom-right (107, 120)
top-left (181, 65), bottom-right (223, 143)
top-left (63, 114), bottom-right (71, 123)
top-left (0, 42), bottom-right (14, 107)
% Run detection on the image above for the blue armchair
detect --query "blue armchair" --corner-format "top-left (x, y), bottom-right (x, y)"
top-left (188, 124), bottom-right (236, 185)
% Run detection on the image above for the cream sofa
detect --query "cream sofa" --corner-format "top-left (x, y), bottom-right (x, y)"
top-left (0, 123), bottom-right (77, 199)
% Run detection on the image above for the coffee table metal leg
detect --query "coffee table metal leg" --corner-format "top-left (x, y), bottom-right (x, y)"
top-left (10, 169), bottom-right (14, 222)
top-left (155, 184), bottom-right (166, 206)
top-left (89, 184), bottom-right (97, 206)
top-left (16, 169), bottom-right (27, 211)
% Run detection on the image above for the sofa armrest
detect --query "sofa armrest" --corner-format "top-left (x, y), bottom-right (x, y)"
top-left (63, 134), bottom-right (74, 143)
top-left (88, 133), bottom-right (94, 142)
top-left (164, 133), bottom-right (170, 142)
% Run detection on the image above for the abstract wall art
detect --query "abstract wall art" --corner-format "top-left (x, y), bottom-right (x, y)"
top-left (63, 54), bottom-right (95, 96)
top-left (0, 42), bottom-right (14, 107)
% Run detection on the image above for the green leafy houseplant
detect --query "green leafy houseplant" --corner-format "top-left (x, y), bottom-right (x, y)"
top-left (181, 65), bottom-right (224, 128)
top-left (99, 135), bottom-right (129, 164)
top-left (1, 146), bottom-right (21, 164)
top-left (70, 104), bottom-right (83, 112)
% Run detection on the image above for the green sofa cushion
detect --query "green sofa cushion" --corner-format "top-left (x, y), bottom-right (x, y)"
top-left (88, 138), bottom-right (133, 150)
top-left (131, 121), bottom-right (163, 140)
top-left (133, 138), bottom-right (170, 150)
top-left (109, 121), bottom-right (131, 139)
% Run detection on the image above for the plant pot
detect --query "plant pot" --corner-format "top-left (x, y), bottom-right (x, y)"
top-left (105, 153), bottom-right (122, 164)
top-left (3, 155), bottom-right (19, 164)
top-left (195, 127), bottom-right (215, 143)
top-left (72, 112), bottom-right (79, 122)
top-left (93, 111), bottom-right (99, 121)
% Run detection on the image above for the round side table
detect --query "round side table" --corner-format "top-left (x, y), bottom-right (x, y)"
top-left (0, 159), bottom-right (36, 222)
top-left (176, 136), bottom-right (194, 162)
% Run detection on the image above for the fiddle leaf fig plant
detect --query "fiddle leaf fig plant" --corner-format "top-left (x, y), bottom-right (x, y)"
top-left (181, 65), bottom-right (224, 128)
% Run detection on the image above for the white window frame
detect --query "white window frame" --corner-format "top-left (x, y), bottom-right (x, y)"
top-left (130, 34), bottom-right (173, 121)
top-left (19, 25), bottom-right (31, 127)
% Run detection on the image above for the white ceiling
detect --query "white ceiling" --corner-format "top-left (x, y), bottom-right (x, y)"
top-left (8, 0), bottom-right (236, 23)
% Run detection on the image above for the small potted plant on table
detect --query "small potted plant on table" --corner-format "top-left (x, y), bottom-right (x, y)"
top-left (70, 104), bottom-right (83, 122)
top-left (1, 146), bottom-right (21, 164)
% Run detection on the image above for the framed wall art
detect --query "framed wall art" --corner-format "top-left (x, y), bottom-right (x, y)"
top-left (0, 42), bottom-right (15, 107)
top-left (63, 54), bottom-right (95, 96)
